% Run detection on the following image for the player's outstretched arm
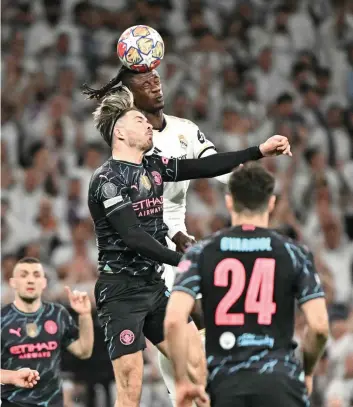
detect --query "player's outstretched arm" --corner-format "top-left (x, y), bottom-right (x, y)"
top-left (174, 135), bottom-right (291, 181)
top-left (65, 287), bottom-right (94, 360)
top-left (1, 369), bottom-right (40, 388)
top-left (108, 203), bottom-right (182, 266)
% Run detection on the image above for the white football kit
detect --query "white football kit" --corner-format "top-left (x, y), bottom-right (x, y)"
top-left (148, 115), bottom-right (229, 405)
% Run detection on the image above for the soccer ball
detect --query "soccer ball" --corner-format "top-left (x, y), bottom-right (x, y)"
top-left (117, 25), bottom-right (165, 73)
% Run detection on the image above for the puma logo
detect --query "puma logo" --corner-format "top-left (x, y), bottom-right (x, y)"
top-left (9, 328), bottom-right (22, 338)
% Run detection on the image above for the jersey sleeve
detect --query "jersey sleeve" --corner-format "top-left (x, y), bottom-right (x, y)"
top-left (288, 243), bottom-right (325, 305)
top-left (172, 244), bottom-right (203, 299)
top-left (190, 125), bottom-right (216, 159)
top-left (151, 154), bottom-right (178, 182)
top-left (91, 170), bottom-right (131, 217)
top-left (59, 306), bottom-right (79, 348)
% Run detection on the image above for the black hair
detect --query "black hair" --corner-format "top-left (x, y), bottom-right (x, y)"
top-left (228, 163), bottom-right (275, 213)
top-left (315, 66), bottom-right (331, 79)
top-left (291, 61), bottom-right (310, 79)
top-left (81, 66), bottom-right (139, 100)
top-left (276, 92), bottom-right (293, 105)
top-left (17, 257), bottom-right (41, 264)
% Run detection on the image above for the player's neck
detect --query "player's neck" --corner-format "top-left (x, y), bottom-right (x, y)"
top-left (144, 110), bottom-right (164, 130)
top-left (112, 148), bottom-right (144, 165)
top-left (231, 212), bottom-right (269, 229)
top-left (14, 297), bottom-right (42, 313)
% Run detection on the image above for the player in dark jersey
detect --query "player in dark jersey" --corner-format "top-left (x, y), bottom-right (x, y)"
top-left (1, 369), bottom-right (40, 388)
top-left (88, 86), bottom-right (292, 407)
top-left (1, 257), bottom-right (94, 407)
top-left (165, 163), bottom-right (329, 407)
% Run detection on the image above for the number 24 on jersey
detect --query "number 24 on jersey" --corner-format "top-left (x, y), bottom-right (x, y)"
top-left (214, 258), bottom-right (277, 326)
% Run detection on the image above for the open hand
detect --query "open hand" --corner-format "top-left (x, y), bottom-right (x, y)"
top-left (260, 135), bottom-right (292, 157)
top-left (176, 380), bottom-right (209, 407)
top-left (65, 286), bottom-right (91, 315)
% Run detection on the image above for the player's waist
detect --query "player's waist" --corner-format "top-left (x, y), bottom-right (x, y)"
top-left (207, 348), bottom-right (298, 369)
top-left (98, 265), bottom-right (163, 281)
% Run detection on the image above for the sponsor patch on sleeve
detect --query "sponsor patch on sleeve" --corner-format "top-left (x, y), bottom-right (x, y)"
top-left (103, 195), bottom-right (123, 208)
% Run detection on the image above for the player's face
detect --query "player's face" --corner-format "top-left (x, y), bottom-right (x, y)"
top-left (129, 70), bottom-right (164, 113)
top-left (123, 110), bottom-right (153, 152)
top-left (10, 263), bottom-right (47, 303)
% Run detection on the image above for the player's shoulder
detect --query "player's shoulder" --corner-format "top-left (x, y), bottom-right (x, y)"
top-left (165, 115), bottom-right (199, 132)
top-left (1, 303), bottom-right (13, 316)
top-left (89, 159), bottom-right (127, 189)
top-left (269, 229), bottom-right (312, 256)
top-left (90, 159), bottom-right (113, 182)
top-left (268, 230), bottom-right (314, 269)
top-left (186, 232), bottom-right (222, 257)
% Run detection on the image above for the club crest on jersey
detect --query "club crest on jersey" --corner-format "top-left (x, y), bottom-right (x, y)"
top-left (197, 130), bottom-right (206, 144)
top-left (26, 323), bottom-right (39, 338)
top-left (140, 175), bottom-right (151, 190)
top-left (178, 135), bottom-right (188, 149)
top-left (152, 171), bottom-right (162, 186)
top-left (102, 182), bottom-right (118, 199)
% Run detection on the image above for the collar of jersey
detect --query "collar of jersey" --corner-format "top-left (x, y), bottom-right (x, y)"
top-left (11, 302), bottom-right (44, 316)
top-left (110, 157), bottom-right (143, 167)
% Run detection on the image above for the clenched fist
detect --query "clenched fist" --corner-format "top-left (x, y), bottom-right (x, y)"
top-left (172, 231), bottom-right (196, 253)
top-left (259, 135), bottom-right (292, 157)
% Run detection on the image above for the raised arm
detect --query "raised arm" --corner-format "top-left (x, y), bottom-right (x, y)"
top-left (175, 135), bottom-right (291, 182)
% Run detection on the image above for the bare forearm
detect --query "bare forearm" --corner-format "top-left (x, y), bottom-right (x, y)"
top-left (78, 313), bottom-right (94, 358)
top-left (302, 328), bottom-right (328, 375)
top-left (1, 369), bottom-right (16, 385)
top-left (165, 321), bottom-right (189, 383)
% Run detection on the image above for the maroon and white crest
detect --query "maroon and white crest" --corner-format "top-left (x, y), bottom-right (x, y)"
top-left (44, 320), bottom-right (58, 335)
top-left (120, 329), bottom-right (135, 345)
top-left (152, 171), bottom-right (162, 186)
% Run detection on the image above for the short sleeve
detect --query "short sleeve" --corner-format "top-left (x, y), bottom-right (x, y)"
top-left (192, 127), bottom-right (216, 159)
top-left (59, 306), bottom-right (79, 348)
top-left (150, 154), bottom-right (178, 182)
top-left (291, 245), bottom-right (325, 305)
top-left (90, 170), bottom-right (132, 217)
top-left (172, 244), bottom-right (203, 299)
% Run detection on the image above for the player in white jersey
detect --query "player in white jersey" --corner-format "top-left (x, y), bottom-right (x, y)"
top-left (82, 65), bottom-right (291, 406)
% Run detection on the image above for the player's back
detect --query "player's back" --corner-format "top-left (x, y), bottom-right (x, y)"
top-left (197, 225), bottom-right (322, 378)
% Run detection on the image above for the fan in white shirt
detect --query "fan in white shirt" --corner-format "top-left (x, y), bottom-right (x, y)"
top-left (82, 65), bottom-right (291, 406)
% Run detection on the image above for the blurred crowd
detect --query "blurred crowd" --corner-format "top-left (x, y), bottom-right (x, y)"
top-left (1, 0), bottom-right (353, 406)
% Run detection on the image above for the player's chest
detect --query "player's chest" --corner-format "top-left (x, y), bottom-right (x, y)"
top-left (129, 167), bottom-right (164, 218)
top-left (152, 130), bottom-right (191, 160)
top-left (3, 316), bottom-right (61, 360)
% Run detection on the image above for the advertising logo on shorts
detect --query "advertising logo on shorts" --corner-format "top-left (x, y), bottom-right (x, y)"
top-left (44, 320), bottom-right (58, 335)
top-left (120, 329), bottom-right (135, 345)
top-left (151, 171), bottom-right (162, 186)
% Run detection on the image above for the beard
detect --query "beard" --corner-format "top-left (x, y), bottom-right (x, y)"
top-left (19, 294), bottom-right (39, 304)
top-left (143, 138), bottom-right (154, 153)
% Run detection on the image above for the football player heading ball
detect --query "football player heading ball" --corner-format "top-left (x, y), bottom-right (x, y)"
top-left (82, 24), bottom-right (292, 406)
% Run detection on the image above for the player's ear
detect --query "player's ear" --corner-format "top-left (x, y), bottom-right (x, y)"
top-left (225, 193), bottom-right (234, 214)
top-left (42, 277), bottom-right (48, 290)
top-left (115, 126), bottom-right (125, 141)
top-left (268, 195), bottom-right (276, 213)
